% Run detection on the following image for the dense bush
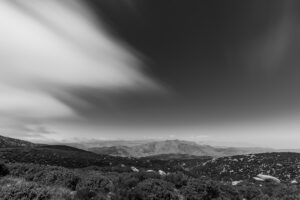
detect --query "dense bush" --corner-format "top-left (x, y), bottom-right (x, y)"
top-left (164, 172), bottom-right (188, 188)
top-left (0, 177), bottom-right (74, 200)
top-left (218, 185), bottom-right (241, 200)
top-left (75, 188), bottom-right (107, 200)
top-left (0, 162), bottom-right (9, 177)
top-left (76, 172), bottom-right (114, 193)
top-left (130, 179), bottom-right (179, 200)
top-left (236, 182), bottom-right (267, 200)
top-left (260, 182), bottom-right (300, 199)
top-left (180, 178), bottom-right (221, 200)
top-left (8, 163), bottom-right (80, 190)
top-left (39, 169), bottom-right (80, 190)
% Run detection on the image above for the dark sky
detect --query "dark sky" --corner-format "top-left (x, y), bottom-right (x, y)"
top-left (1, 0), bottom-right (300, 147)
top-left (80, 0), bottom-right (300, 123)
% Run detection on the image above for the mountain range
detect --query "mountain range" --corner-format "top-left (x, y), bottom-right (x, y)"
top-left (1, 134), bottom-right (299, 158)
top-left (88, 139), bottom-right (274, 157)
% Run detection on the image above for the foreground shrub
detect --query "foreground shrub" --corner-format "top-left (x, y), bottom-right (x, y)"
top-left (218, 184), bottom-right (241, 200)
top-left (261, 182), bottom-right (300, 199)
top-left (165, 172), bottom-right (188, 188)
top-left (8, 163), bottom-right (80, 190)
top-left (0, 162), bottom-right (9, 177)
top-left (39, 170), bottom-right (80, 190)
top-left (76, 172), bottom-right (114, 193)
top-left (75, 188), bottom-right (107, 200)
top-left (0, 177), bottom-right (75, 200)
top-left (117, 172), bottom-right (161, 189)
top-left (236, 183), bottom-right (266, 200)
top-left (180, 178), bottom-right (220, 200)
top-left (130, 179), bottom-right (179, 200)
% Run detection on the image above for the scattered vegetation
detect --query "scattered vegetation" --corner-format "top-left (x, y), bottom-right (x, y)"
top-left (1, 141), bottom-right (300, 200)
top-left (192, 152), bottom-right (300, 182)
top-left (0, 147), bottom-right (210, 171)
top-left (1, 161), bottom-right (300, 199)
top-left (0, 177), bottom-right (74, 200)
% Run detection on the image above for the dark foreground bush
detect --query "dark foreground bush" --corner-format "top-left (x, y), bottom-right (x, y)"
top-left (75, 188), bottom-right (107, 200)
top-left (0, 162), bottom-right (9, 177)
top-left (8, 163), bottom-right (80, 190)
top-left (236, 182), bottom-right (266, 199)
top-left (39, 169), bottom-right (80, 191)
top-left (130, 179), bottom-right (179, 200)
top-left (180, 178), bottom-right (221, 200)
top-left (0, 177), bottom-right (74, 200)
top-left (165, 172), bottom-right (188, 188)
top-left (76, 172), bottom-right (114, 193)
top-left (118, 171), bottom-right (161, 189)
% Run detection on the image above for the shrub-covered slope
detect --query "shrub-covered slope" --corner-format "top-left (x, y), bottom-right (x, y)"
top-left (192, 152), bottom-right (300, 183)
top-left (0, 135), bottom-right (36, 148)
top-left (1, 162), bottom-right (300, 200)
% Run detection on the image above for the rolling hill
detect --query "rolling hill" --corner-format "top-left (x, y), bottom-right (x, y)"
top-left (0, 135), bottom-right (36, 148)
top-left (0, 135), bottom-right (209, 171)
top-left (1, 135), bottom-right (300, 177)
top-left (191, 152), bottom-right (300, 182)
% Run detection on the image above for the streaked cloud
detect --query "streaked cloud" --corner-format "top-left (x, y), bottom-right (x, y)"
top-left (0, 0), bottom-right (163, 139)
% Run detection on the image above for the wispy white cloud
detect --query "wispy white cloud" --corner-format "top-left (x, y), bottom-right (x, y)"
top-left (0, 0), bottom-right (163, 139)
top-left (1, 0), bottom-right (160, 89)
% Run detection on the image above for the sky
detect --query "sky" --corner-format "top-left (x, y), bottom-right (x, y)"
top-left (1, 0), bottom-right (300, 148)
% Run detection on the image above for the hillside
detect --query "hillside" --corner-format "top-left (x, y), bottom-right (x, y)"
top-left (37, 145), bottom-right (89, 152)
top-left (0, 135), bottom-right (36, 148)
top-left (89, 146), bottom-right (132, 157)
top-left (59, 140), bottom-right (156, 150)
top-left (0, 135), bottom-right (300, 199)
top-left (142, 153), bottom-right (209, 160)
top-left (1, 135), bottom-right (300, 182)
top-left (89, 139), bottom-right (272, 157)
top-left (0, 146), bottom-right (134, 168)
top-left (0, 135), bottom-right (212, 171)
top-left (191, 152), bottom-right (300, 183)
top-left (0, 144), bottom-right (209, 172)
top-left (1, 151), bottom-right (300, 199)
